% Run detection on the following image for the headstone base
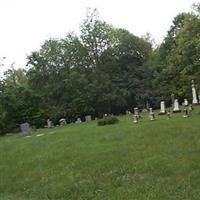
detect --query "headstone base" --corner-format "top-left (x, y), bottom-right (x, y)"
top-left (159, 111), bottom-right (166, 115)
top-left (173, 110), bottom-right (181, 113)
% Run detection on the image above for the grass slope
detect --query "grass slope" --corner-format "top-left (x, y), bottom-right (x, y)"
top-left (0, 107), bottom-right (200, 200)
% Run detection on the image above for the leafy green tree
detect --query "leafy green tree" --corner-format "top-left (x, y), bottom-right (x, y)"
top-left (151, 12), bottom-right (200, 105)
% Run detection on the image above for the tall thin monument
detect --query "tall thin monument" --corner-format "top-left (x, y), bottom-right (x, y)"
top-left (191, 80), bottom-right (198, 104)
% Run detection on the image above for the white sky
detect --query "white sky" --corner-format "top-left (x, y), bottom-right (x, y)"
top-left (0, 0), bottom-right (197, 74)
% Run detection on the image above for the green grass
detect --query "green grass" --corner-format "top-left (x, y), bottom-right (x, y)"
top-left (0, 107), bottom-right (200, 200)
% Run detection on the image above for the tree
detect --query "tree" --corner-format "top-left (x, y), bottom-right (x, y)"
top-left (150, 12), bottom-right (200, 105)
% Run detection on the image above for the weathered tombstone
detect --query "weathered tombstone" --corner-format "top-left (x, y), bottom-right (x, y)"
top-left (126, 110), bottom-right (131, 115)
top-left (159, 101), bottom-right (166, 115)
top-left (149, 108), bottom-right (155, 121)
top-left (75, 118), bottom-right (82, 124)
top-left (183, 108), bottom-right (189, 118)
top-left (133, 115), bottom-right (138, 123)
top-left (59, 118), bottom-right (67, 126)
top-left (20, 123), bottom-right (30, 136)
top-left (47, 119), bottom-right (53, 128)
top-left (134, 107), bottom-right (140, 119)
top-left (173, 99), bottom-right (181, 113)
top-left (85, 115), bottom-right (92, 122)
top-left (184, 98), bottom-right (188, 106)
top-left (191, 80), bottom-right (198, 104)
top-left (134, 107), bottom-right (139, 115)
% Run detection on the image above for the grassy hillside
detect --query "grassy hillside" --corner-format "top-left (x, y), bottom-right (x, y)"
top-left (0, 107), bottom-right (200, 200)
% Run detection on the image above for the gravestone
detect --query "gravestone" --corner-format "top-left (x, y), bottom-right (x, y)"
top-left (47, 119), bottom-right (53, 128)
top-left (134, 107), bottom-right (139, 115)
top-left (159, 101), bottom-right (166, 115)
top-left (59, 118), bottom-right (67, 126)
top-left (133, 115), bottom-right (138, 123)
top-left (134, 107), bottom-right (140, 119)
top-left (191, 80), bottom-right (198, 104)
top-left (184, 98), bottom-right (188, 106)
top-left (20, 123), bottom-right (30, 136)
top-left (85, 115), bottom-right (92, 122)
top-left (183, 108), bottom-right (189, 118)
top-left (126, 110), bottom-right (131, 115)
top-left (149, 108), bottom-right (155, 121)
top-left (173, 99), bottom-right (181, 113)
top-left (75, 118), bottom-right (82, 124)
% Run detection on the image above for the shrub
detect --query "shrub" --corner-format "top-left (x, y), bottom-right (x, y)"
top-left (97, 115), bottom-right (119, 126)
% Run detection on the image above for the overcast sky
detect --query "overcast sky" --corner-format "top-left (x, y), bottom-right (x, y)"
top-left (0, 0), bottom-right (197, 73)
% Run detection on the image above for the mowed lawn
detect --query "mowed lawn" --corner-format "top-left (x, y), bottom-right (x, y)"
top-left (0, 108), bottom-right (200, 200)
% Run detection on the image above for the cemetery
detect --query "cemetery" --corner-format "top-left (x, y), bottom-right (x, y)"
top-left (0, 79), bottom-right (200, 199)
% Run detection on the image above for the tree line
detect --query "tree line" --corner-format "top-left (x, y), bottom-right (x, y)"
top-left (0, 7), bottom-right (200, 134)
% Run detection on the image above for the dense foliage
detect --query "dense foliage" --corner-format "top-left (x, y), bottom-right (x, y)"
top-left (0, 8), bottom-right (200, 134)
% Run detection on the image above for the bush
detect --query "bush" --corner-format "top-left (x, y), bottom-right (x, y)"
top-left (97, 115), bottom-right (119, 126)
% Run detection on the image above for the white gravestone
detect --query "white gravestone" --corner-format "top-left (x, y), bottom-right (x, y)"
top-left (75, 118), bottom-right (82, 124)
top-left (173, 99), bottom-right (180, 112)
top-left (184, 99), bottom-right (188, 106)
top-left (159, 101), bottom-right (166, 114)
top-left (133, 115), bottom-right (138, 123)
top-left (192, 80), bottom-right (198, 104)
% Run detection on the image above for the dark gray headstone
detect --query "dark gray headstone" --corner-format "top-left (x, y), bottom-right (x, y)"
top-left (20, 123), bottom-right (30, 136)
